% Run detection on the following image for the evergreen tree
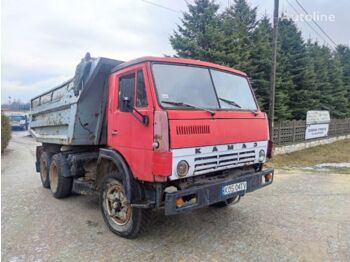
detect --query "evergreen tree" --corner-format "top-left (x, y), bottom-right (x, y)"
top-left (300, 40), bottom-right (320, 112)
top-left (169, 1), bottom-right (350, 120)
top-left (327, 52), bottom-right (349, 118)
top-left (277, 17), bottom-right (310, 119)
top-left (336, 45), bottom-right (350, 113)
top-left (220, 0), bottom-right (257, 72)
top-left (249, 16), bottom-right (272, 112)
top-left (312, 45), bottom-right (334, 112)
top-left (288, 38), bottom-right (320, 119)
top-left (170, 0), bottom-right (223, 63)
top-left (275, 49), bottom-right (293, 120)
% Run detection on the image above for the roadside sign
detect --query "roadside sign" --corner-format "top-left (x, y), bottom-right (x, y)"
top-left (306, 111), bottom-right (330, 124)
top-left (305, 111), bottom-right (330, 140)
top-left (305, 123), bottom-right (329, 139)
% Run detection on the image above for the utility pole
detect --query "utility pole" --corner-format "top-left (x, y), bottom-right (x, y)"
top-left (269, 0), bottom-right (279, 141)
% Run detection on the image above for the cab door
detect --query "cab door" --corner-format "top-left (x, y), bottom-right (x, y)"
top-left (108, 64), bottom-right (154, 181)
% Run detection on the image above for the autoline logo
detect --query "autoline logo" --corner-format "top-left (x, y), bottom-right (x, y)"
top-left (284, 11), bottom-right (335, 22)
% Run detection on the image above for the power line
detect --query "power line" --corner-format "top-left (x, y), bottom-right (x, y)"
top-left (285, 0), bottom-right (333, 47)
top-left (294, 0), bottom-right (337, 47)
top-left (140, 0), bottom-right (181, 14)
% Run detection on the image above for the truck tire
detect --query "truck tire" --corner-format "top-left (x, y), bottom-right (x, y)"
top-left (100, 172), bottom-right (150, 239)
top-left (49, 153), bottom-right (72, 198)
top-left (210, 196), bottom-right (237, 208)
top-left (39, 151), bottom-right (52, 188)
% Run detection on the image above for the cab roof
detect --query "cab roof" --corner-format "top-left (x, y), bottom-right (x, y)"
top-left (111, 56), bottom-right (247, 77)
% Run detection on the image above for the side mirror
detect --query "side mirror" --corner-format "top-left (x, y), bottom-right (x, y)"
top-left (123, 97), bottom-right (149, 126)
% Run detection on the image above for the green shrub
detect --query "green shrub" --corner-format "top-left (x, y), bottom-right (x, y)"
top-left (1, 114), bottom-right (11, 152)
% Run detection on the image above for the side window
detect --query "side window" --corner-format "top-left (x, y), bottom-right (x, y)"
top-left (136, 70), bottom-right (148, 108)
top-left (119, 73), bottom-right (135, 112)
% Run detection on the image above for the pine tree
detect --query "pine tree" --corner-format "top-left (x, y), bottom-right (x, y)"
top-left (170, 0), bottom-right (224, 63)
top-left (249, 16), bottom-right (272, 112)
top-left (220, 0), bottom-right (257, 72)
top-left (275, 50), bottom-right (293, 120)
top-left (277, 17), bottom-right (310, 119)
top-left (169, 1), bottom-right (350, 120)
top-left (287, 39), bottom-right (320, 119)
top-left (328, 53), bottom-right (349, 118)
top-left (336, 45), bottom-right (350, 114)
top-left (313, 45), bottom-right (334, 112)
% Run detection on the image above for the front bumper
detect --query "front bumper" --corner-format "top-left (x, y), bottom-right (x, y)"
top-left (164, 168), bottom-right (274, 215)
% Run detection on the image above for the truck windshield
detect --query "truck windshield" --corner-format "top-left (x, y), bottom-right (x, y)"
top-left (9, 115), bottom-right (25, 121)
top-left (152, 63), bottom-right (257, 111)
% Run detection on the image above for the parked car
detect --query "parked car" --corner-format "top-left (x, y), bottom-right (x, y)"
top-left (7, 113), bottom-right (28, 130)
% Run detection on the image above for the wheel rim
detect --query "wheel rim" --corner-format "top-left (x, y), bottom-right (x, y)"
top-left (40, 159), bottom-right (48, 182)
top-left (105, 182), bottom-right (132, 226)
top-left (50, 164), bottom-right (58, 193)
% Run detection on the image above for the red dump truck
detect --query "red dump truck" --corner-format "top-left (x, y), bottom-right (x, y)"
top-left (30, 54), bottom-right (274, 238)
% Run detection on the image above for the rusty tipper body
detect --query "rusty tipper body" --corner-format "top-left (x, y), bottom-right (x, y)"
top-left (31, 54), bottom-right (274, 238)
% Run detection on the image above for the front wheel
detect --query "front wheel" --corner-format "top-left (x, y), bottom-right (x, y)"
top-left (100, 172), bottom-right (149, 239)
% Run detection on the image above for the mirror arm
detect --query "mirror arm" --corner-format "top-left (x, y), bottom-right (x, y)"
top-left (128, 104), bottom-right (149, 126)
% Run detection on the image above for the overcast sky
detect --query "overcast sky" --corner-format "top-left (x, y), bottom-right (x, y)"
top-left (2, 0), bottom-right (349, 103)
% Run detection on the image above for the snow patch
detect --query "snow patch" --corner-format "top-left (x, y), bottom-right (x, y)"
top-left (311, 163), bottom-right (350, 169)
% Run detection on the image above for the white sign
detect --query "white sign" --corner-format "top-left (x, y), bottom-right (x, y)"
top-left (306, 111), bottom-right (330, 124)
top-left (305, 123), bottom-right (329, 140)
top-left (305, 110), bottom-right (330, 140)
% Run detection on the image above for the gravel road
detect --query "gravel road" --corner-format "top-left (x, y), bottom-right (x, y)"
top-left (2, 132), bottom-right (350, 261)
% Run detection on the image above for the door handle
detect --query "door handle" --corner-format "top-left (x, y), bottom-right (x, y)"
top-left (111, 130), bottom-right (118, 136)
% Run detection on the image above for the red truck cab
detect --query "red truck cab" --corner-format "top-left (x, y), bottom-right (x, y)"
top-left (108, 57), bottom-right (271, 180)
top-left (101, 57), bottom-right (273, 236)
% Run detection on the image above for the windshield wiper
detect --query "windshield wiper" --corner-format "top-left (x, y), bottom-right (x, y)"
top-left (218, 97), bottom-right (242, 108)
top-left (161, 100), bottom-right (215, 116)
top-left (218, 97), bottom-right (258, 115)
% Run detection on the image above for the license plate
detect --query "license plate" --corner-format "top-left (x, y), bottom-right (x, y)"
top-left (222, 181), bottom-right (247, 196)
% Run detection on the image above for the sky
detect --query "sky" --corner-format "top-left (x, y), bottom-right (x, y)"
top-left (1, 0), bottom-right (349, 104)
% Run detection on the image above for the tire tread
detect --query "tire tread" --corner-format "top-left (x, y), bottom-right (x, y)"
top-left (50, 153), bottom-right (72, 198)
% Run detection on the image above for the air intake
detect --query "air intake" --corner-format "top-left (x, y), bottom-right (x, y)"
top-left (176, 125), bottom-right (210, 135)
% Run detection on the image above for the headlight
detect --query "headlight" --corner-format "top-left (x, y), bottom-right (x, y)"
top-left (258, 150), bottom-right (266, 162)
top-left (177, 160), bottom-right (189, 177)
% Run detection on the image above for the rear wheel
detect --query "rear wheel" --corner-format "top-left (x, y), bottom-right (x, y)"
top-left (49, 153), bottom-right (72, 198)
top-left (100, 172), bottom-right (149, 239)
top-left (39, 151), bottom-right (52, 188)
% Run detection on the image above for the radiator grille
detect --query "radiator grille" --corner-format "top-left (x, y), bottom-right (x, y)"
top-left (176, 125), bottom-right (210, 135)
top-left (193, 150), bottom-right (256, 175)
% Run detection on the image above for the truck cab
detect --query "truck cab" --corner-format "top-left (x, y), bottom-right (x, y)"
top-left (108, 57), bottom-right (271, 181)
top-left (31, 55), bottom-right (273, 239)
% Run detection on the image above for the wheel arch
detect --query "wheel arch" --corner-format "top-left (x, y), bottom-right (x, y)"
top-left (96, 148), bottom-right (140, 203)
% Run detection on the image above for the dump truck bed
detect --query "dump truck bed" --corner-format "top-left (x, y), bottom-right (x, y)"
top-left (30, 57), bottom-right (123, 146)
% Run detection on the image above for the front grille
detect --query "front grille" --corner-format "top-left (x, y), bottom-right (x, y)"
top-left (176, 125), bottom-right (210, 135)
top-left (194, 150), bottom-right (256, 175)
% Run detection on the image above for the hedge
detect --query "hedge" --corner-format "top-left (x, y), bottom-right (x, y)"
top-left (1, 114), bottom-right (11, 152)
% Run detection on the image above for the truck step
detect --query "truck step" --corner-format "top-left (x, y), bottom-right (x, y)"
top-left (131, 201), bottom-right (156, 208)
top-left (72, 178), bottom-right (97, 195)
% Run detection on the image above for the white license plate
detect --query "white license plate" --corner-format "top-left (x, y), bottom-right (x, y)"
top-left (222, 181), bottom-right (247, 196)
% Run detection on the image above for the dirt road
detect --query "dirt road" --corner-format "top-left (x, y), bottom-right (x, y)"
top-left (2, 132), bottom-right (350, 261)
